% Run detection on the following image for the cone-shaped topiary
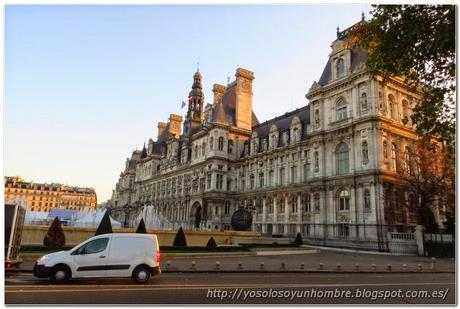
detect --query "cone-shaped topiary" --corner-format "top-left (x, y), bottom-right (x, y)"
top-left (206, 237), bottom-right (217, 248)
top-left (172, 227), bottom-right (187, 247)
top-left (43, 217), bottom-right (66, 249)
top-left (136, 218), bottom-right (147, 234)
top-left (293, 232), bottom-right (303, 246)
top-left (95, 211), bottom-right (113, 236)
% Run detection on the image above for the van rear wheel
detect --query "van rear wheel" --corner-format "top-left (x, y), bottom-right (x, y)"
top-left (133, 266), bottom-right (151, 284)
top-left (50, 265), bottom-right (70, 284)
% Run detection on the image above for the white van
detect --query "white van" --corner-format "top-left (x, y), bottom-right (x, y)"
top-left (33, 233), bottom-right (161, 284)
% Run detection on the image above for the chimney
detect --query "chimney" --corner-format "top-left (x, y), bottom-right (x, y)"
top-left (235, 68), bottom-right (254, 131)
top-left (168, 114), bottom-right (183, 139)
top-left (157, 122), bottom-right (167, 140)
top-left (212, 83), bottom-right (227, 105)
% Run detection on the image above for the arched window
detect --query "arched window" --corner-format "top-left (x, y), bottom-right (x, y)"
top-left (194, 145), bottom-right (198, 158)
top-left (228, 140), bottom-right (234, 154)
top-left (360, 93), bottom-right (368, 111)
top-left (391, 143), bottom-right (397, 171)
top-left (363, 189), bottom-right (371, 209)
top-left (362, 140), bottom-right (369, 164)
top-left (336, 58), bottom-right (345, 79)
top-left (336, 98), bottom-right (347, 121)
top-left (338, 190), bottom-right (350, 211)
top-left (209, 137), bottom-right (214, 151)
top-left (218, 137), bottom-right (224, 151)
top-left (336, 143), bottom-right (349, 175)
top-left (202, 142), bottom-right (206, 156)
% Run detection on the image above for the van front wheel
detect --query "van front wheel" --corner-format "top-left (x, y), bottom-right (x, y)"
top-left (132, 266), bottom-right (151, 284)
top-left (50, 265), bottom-right (70, 284)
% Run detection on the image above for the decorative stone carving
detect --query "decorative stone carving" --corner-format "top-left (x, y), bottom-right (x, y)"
top-left (309, 81), bottom-right (321, 92)
top-left (337, 214), bottom-right (350, 222)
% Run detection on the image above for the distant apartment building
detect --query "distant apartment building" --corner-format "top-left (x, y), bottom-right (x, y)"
top-left (4, 176), bottom-right (97, 212)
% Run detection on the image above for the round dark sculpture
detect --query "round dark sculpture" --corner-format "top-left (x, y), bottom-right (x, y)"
top-left (231, 208), bottom-right (252, 231)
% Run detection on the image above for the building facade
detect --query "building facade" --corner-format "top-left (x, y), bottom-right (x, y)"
top-left (4, 176), bottom-right (97, 212)
top-left (110, 20), bottom-right (443, 250)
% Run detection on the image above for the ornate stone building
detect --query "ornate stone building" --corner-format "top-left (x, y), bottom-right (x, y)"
top-left (111, 20), bottom-right (442, 250)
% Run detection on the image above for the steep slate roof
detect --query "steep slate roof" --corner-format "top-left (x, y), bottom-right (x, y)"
top-left (210, 83), bottom-right (259, 128)
top-left (212, 101), bottom-right (231, 125)
top-left (253, 105), bottom-right (310, 138)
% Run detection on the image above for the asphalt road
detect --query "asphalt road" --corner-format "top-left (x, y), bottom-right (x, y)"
top-left (5, 272), bottom-right (455, 304)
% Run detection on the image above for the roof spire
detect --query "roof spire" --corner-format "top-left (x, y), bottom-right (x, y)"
top-left (196, 60), bottom-right (200, 72)
top-left (361, 11), bottom-right (365, 22)
top-left (336, 26), bottom-right (340, 38)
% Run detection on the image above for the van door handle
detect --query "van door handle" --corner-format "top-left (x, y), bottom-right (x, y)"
top-left (99, 255), bottom-right (106, 258)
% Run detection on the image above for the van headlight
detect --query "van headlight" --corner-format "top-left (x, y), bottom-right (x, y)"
top-left (37, 255), bottom-right (49, 264)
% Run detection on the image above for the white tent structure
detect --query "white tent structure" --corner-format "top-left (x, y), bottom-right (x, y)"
top-left (25, 211), bottom-right (50, 225)
top-left (73, 209), bottom-right (122, 228)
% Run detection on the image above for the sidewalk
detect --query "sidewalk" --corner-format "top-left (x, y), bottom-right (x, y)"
top-left (6, 249), bottom-right (454, 274)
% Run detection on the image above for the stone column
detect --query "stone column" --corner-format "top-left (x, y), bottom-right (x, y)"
top-left (415, 225), bottom-right (425, 256)
top-left (273, 196), bottom-right (278, 234)
top-left (262, 198), bottom-right (267, 234)
top-left (210, 172), bottom-right (216, 190)
top-left (296, 194), bottom-right (302, 233)
top-left (284, 195), bottom-right (289, 236)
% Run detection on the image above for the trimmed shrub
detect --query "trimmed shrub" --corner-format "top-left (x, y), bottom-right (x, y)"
top-left (206, 237), bottom-right (217, 248)
top-left (136, 219), bottom-right (147, 234)
top-left (172, 227), bottom-right (187, 247)
top-left (43, 217), bottom-right (66, 249)
top-left (95, 211), bottom-right (113, 236)
top-left (293, 232), bottom-right (303, 246)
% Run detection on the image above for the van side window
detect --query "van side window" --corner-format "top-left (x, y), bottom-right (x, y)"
top-left (75, 238), bottom-right (109, 255)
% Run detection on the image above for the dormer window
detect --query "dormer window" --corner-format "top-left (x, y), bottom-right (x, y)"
top-left (270, 134), bottom-right (277, 149)
top-left (336, 58), bottom-right (345, 79)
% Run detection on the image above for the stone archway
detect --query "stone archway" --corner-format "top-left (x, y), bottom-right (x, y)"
top-left (192, 201), bottom-right (202, 229)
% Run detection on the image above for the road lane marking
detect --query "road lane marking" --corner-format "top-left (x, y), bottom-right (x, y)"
top-left (5, 282), bottom-right (454, 293)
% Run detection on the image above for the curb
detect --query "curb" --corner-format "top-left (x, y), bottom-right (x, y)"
top-left (6, 269), bottom-right (454, 275)
top-left (256, 249), bottom-right (319, 256)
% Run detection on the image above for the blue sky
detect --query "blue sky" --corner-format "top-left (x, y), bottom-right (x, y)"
top-left (5, 5), bottom-right (368, 202)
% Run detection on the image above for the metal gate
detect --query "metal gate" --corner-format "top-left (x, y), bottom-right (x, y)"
top-left (424, 233), bottom-right (455, 258)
